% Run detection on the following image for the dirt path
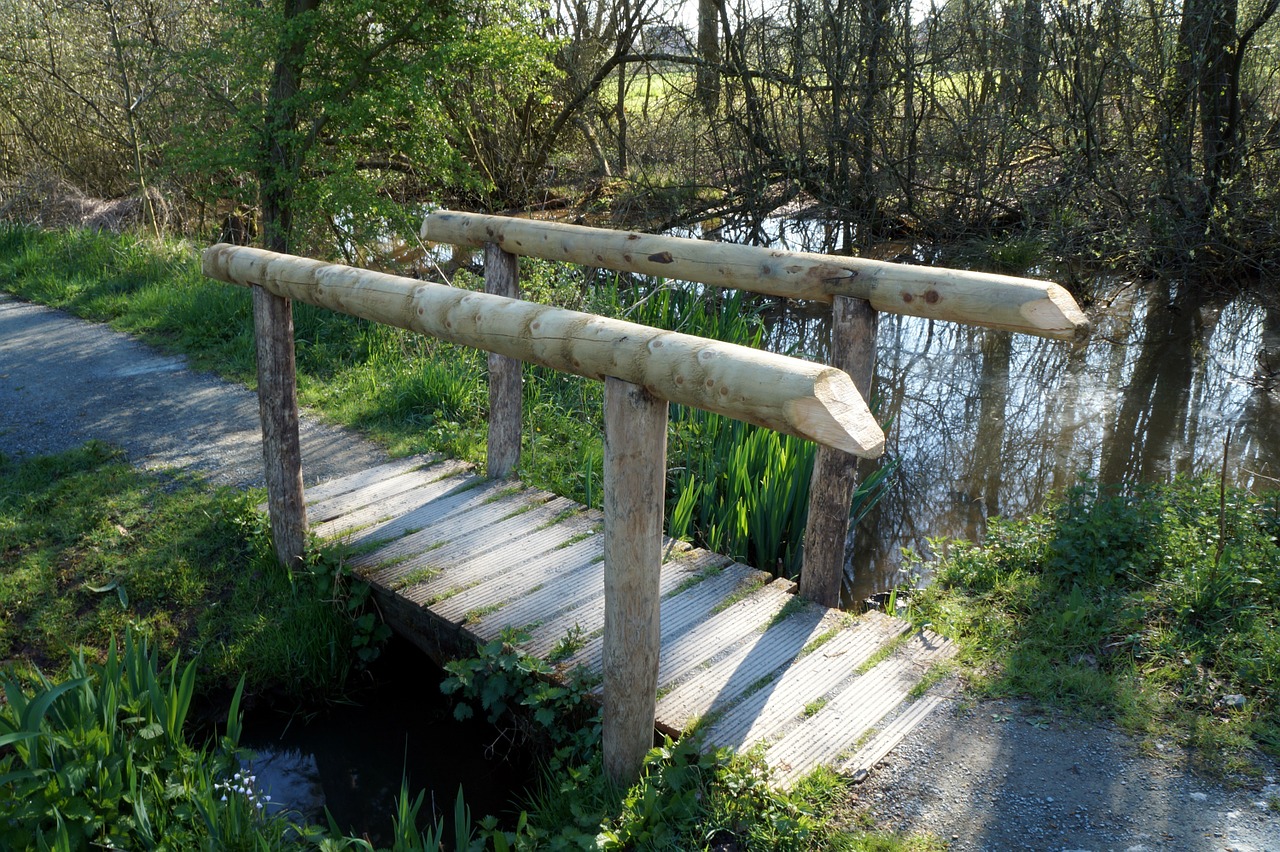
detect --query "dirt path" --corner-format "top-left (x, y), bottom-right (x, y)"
top-left (3, 291), bottom-right (1277, 851)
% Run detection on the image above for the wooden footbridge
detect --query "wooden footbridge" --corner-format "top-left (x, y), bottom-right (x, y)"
top-left (203, 212), bottom-right (1086, 786)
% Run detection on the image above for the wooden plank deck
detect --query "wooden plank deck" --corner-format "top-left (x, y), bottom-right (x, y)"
top-left (304, 456), bottom-right (955, 788)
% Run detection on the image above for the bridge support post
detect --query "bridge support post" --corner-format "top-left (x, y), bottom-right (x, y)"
top-left (252, 285), bottom-right (307, 568)
top-left (799, 295), bottom-right (878, 607)
top-left (484, 243), bottom-right (522, 479)
top-left (602, 376), bottom-right (668, 786)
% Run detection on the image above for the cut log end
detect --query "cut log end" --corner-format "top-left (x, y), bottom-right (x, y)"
top-left (421, 212), bottom-right (484, 247)
top-left (1026, 283), bottom-right (1091, 341)
top-left (787, 371), bottom-right (885, 459)
top-left (202, 243), bottom-right (235, 283)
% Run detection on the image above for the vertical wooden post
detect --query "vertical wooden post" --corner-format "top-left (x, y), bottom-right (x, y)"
top-left (799, 295), bottom-right (878, 607)
top-left (602, 376), bottom-right (668, 786)
top-left (484, 243), bottom-right (522, 479)
top-left (252, 285), bottom-right (307, 568)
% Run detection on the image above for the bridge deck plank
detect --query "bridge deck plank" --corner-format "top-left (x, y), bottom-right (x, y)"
top-left (307, 458), bottom-right (468, 522)
top-left (300, 455), bottom-right (444, 505)
top-left (764, 630), bottom-right (955, 787)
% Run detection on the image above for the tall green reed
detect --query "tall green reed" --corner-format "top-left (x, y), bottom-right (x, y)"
top-left (0, 624), bottom-right (484, 850)
top-left (608, 277), bottom-right (895, 582)
top-left (0, 629), bottom-right (257, 849)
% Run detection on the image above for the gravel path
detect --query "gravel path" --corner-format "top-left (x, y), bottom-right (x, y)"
top-left (850, 679), bottom-right (1280, 851)
top-left (3, 290), bottom-right (1278, 851)
top-left (0, 292), bottom-right (387, 487)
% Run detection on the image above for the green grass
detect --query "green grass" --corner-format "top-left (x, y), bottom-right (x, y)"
top-left (666, 561), bottom-right (726, 597)
top-left (0, 227), bottom-right (258, 378)
top-left (764, 595), bottom-right (810, 630)
top-left (854, 633), bottom-right (911, 676)
top-left (391, 566), bottom-right (441, 588)
top-left (708, 575), bottom-right (772, 615)
top-left (906, 661), bottom-right (956, 700)
top-left (800, 627), bottom-right (841, 656)
top-left (0, 441), bottom-right (358, 697)
top-left (910, 476), bottom-right (1280, 772)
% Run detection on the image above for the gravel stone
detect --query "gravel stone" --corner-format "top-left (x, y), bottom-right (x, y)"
top-left (0, 293), bottom-right (389, 487)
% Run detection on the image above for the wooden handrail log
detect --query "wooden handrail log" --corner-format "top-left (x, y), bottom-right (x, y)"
top-left (422, 211), bottom-right (1089, 341)
top-left (203, 244), bottom-right (885, 458)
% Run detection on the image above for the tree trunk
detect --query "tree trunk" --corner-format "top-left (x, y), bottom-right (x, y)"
top-left (1017, 0), bottom-right (1044, 113)
top-left (261, 0), bottom-right (319, 254)
top-left (854, 0), bottom-right (892, 233)
top-left (695, 0), bottom-right (721, 114)
top-left (1190, 0), bottom-right (1239, 212)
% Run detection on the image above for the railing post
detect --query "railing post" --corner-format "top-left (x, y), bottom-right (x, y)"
top-left (484, 242), bottom-right (522, 479)
top-left (799, 295), bottom-right (878, 607)
top-left (251, 285), bottom-right (307, 568)
top-left (602, 376), bottom-right (668, 786)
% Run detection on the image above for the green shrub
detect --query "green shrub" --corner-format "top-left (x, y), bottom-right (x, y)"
top-left (440, 629), bottom-right (912, 851)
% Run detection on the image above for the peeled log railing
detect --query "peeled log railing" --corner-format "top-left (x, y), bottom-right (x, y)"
top-left (421, 211), bottom-right (1089, 341)
top-left (202, 241), bottom-right (885, 786)
top-left (204, 245), bottom-right (883, 456)
top-left (420, 211), bottom-right (1090, 607)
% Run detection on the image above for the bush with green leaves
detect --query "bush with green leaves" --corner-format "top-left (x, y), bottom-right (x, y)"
top-left (440, 629), bottom-right (894, 851)
top-left (441, 627), bottom-right (600, 773)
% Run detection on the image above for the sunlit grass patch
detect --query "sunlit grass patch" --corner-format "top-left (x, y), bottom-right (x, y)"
top-left (0, 442), bottom-right (358, 697)
top-left (911, 477), bottom-right (1280, 768)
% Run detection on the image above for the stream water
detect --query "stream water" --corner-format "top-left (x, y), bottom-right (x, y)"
top-left (238, 638), bottom-right (534, 844)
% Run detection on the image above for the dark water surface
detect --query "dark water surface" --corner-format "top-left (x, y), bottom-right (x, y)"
top-left (832, 282), bottom-right (1278, 601)
top-left (238, 638), bottom-right (535, 844)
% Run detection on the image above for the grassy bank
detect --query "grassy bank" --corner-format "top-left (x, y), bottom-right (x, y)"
top-left (0, 443), bottom-right (381, 847)
top-left (0, 442), bottom-right (363, 695)
top-left (910, 476), bottom-right (1280, 771)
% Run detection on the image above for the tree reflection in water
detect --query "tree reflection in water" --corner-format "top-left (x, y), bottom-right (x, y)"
top-left (816, 281), bottom-right (1276, 601)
